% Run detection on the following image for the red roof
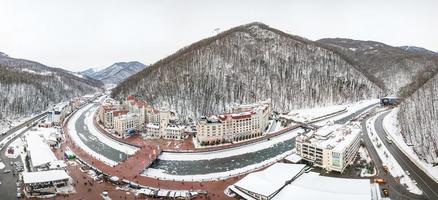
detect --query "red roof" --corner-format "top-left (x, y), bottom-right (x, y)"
top-left (113, 110), bottom-right (129, 117)
top-left (127, 95), bottom-right (136, 101)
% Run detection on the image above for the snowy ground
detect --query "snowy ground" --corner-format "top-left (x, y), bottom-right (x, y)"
top-left (0, 115), bottom-right (35, 134)
top-left (67, 104), bottom-right (119, 167)
top-left (366, 113), bottom-right (423, 195)
top-left (383, 108), bottom-right (438, 182)
top-left (357, 146), bottom-right (376, 177)
top-left (160, 129), bottom-right (302, 161)
top-left (284, 104), bottom-right (347, 123)
top-left (142, 149), bottom-right (294, 182)
top-left (5, 136), bottom-right (24, 159)
top-left (315, 99), bottom-right (379, 126)
top-left (266, 120), bottom-right (283, 134)
top-left (0, 126), bottom-right (28, 151)
top-left (27, 126), bottom-right (59, 141)
top-left (84, 105), bottom-right (138, 155)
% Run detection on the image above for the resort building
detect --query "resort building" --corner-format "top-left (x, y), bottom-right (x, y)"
top-left (227, 163), bottom-right (371, 200)
top-left (295, 124), bottom-right (362, 173)
top-left (48, 102), bottom-right (72, 125)
top-left (144, 108), bottom-right (185, 139)
top-left (25, 134), bottom-right (60, 171)
top-left (196, 100), bottom-right (272, 145)
top-left (113, 113), bottom-right (141, 137)
top-left (145, 123), bottom-right (185, 140)
top-left (98, 105), bottom-right (118, 128)
top-left (22, 170), bottom-right (73, 197)
top-left (124, 95), bottom-right (148, 123)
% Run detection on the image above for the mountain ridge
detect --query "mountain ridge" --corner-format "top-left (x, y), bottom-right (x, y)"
top-left (112, 22), bottom-right (382, 119)
top-left (81, 61), bottom-right (146, 84)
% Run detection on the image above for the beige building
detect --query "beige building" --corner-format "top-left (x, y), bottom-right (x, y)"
top-left (196, 100), bottom-right (272, 145)
top-left (145, 123), bottom-right (185, 140)
top-left (113, 113), bottom-right (141, 137)
top-left (144, 109), bottom-right (185, 139)
top-left (295, 124), bottom-right (362, 173)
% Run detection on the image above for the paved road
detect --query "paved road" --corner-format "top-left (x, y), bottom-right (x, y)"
top-left (0, 112), bottom-right (48, 143)
top-left (373, 111), bottom-right (438, 200)
top-left (0, 113), bottom-right (47, 200)
top-left (361, 110), bottom-right (426, 200)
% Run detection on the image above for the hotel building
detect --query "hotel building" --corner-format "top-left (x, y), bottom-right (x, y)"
top-left (295, 124), bottom-right (362, 173)
top-left (196, 100), bottom-right (272, 145)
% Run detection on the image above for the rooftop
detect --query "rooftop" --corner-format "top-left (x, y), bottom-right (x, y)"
top-left (274, 172), bottom-right (371, 200)
top-left (22, 170), bottom-right (71, 184)
top-left (299, 124), bottom-right (361, 151)
top-left (233, 163), bottom-right (306, 197)
top-left (26, 134), bottom-right (58, 168)
top-left (230, 163), bottom-right (371, 200)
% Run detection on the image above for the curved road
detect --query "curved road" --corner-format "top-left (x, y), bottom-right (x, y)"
top-left (373, 111), bottom-right (438, 200)
top-left (0, 113), bottom-right (47, 200)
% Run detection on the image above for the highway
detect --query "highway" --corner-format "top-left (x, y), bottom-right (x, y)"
top-left (373, 111), bottom-right (438, 200)
top-left (0, 112), bottom-right (48, 200)
top-left (361, 110), bottom-right (426, 200)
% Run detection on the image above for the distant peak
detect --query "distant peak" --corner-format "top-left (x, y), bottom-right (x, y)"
top-left (0, 51), bottom-right (9, 57)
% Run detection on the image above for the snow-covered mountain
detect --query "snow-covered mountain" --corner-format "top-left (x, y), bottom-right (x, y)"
top-left (400, 46), bottom-right (438, 56)
top-left (0, 52), bottom-right (103, 119)
top-left (399, 73), bottom-right (438, 164)
top-left (112, 22), bottom-right (382, 119)
top-left (81, 61), bottom-right (146, 84)
top-left (317, 38), bottom-right (438, 96)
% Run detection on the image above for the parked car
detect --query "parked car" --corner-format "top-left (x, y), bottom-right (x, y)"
top-left (382, 188), bottom-right (389, 197)
top-left (374, 178), bottom-right (386, 184)
top-left (3, 169), bottom-right (11, 174)
top-left (405, 170), bottom-right (410, 176)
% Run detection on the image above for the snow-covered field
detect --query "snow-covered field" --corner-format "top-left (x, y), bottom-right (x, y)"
top-left (84, 105), bottom-right (138, 155)
top-left (366, 112), bottom-right (423, 195)
top-left (0, 115), bottom-right (36, 134)
top-left (5, 137), bottom-right (24, 159)
top-left (142, 149), bottom-right (294, 181)
top-left (67, 104), bottom-right (119, 167)
top-left (358, 146), bottom-right (376, 177)
top-left (383, 108), bottom-right (438, 182)
top-left (284, 104), bottom-right (347, 123)
top-left (160, 129), bottom-right (302, 161)
top-left (0, 126), bottom-right (28, 151)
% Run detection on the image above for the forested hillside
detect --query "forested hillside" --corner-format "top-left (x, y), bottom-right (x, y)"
top-left (113, 23), bottom-right (382, 119)
top-left (81, 61), bottom-right (146, 84)
top-left (0, 53), bottom-right (102, 119)
top-left (399, 73), bottom-right (438, 164)
top-left (318, 38), bottom-right (438, 96)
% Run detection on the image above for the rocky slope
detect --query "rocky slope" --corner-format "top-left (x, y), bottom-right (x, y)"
top-left (0, 52), bottom-right (103, 119)
top-left (317, 38), bottom-right (438, 96)
top-left (112, 23), bottom-right (382, 119)
top-left (399, 73), bottom-right (438, 164)
top-left (82, 61), bottom-right (146, 84)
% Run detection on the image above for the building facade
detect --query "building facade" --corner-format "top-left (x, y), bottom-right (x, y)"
top-left (196, 100), bottom-right (272, 145)
top-left (295, 124), bottom-right (361, 173)
top-left (113, 113), bottom-right (141, 137)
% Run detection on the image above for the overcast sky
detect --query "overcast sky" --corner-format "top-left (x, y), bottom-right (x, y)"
top-left (1, 0), bottom-right (437, 71)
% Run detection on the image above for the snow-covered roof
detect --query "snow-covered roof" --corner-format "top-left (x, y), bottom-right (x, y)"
top-left (301, 124), bottom-right (361, 152)
top-left (49, 160), bottom-right (67, 169)
top-left (26, 134), bottom-right (58, 167)
top-left (146, 123), bottom-right (159, 129)
top-left (22, 170), bottom-right (71, 184)
top-left (234, 163), bottom-right (306, 197)
top-left (273, 172), bottom-right (371, 200)
top-left (54, 102), bottom-right (70, 111)
top-left (284, 154), bottom-right (302, 163)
